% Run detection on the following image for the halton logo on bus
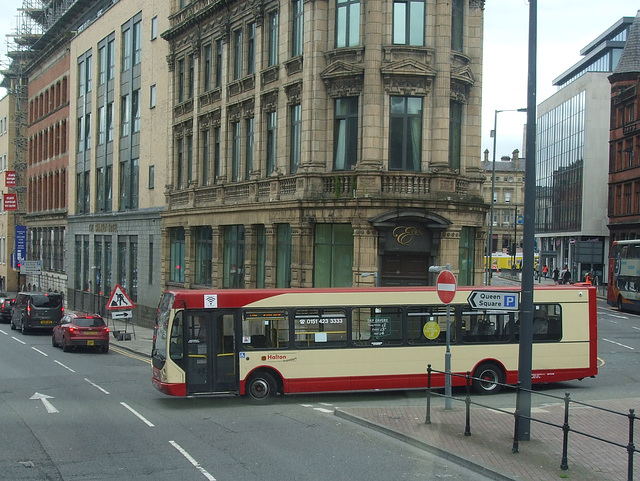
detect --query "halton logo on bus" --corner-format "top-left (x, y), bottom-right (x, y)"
top-left (262, 354), bottom-right (287, 361)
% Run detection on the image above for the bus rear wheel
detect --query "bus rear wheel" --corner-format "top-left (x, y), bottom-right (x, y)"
top-left (473, 362), bottom-right (504, 395)
top-left (247, 371), bottom-right (278, 401)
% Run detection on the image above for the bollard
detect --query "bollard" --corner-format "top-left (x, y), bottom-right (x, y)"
top-left (627, 409), bottom-right (635, 481)
top-left (464, 371), bottom-right (471, 436)
top-left (561, 392), bottom-right (570, 471)
top-left (512, 382), bottom-right (521, 453)
top-left (425, 364), bottom-right (432, 424)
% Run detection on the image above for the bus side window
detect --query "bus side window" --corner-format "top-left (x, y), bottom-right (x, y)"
top-left (242, 310), bottom-right (290, 349)
top-left (170, 311), bottom-right (184, 360)
top-left (533, 304), bottom-right (562, 342)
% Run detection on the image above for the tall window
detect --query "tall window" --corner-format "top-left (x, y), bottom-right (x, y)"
top-left (224, 225), bottom-right (245, 288)
top-left (233, 28), bottom-right (243, 80)
top-left (107, 102), bottom-right (114, 142)
top-left (188, 54), bottom-right (195, 99)
top-left (121, 94), bottom-right (130, 137)
top-left (176, 137), bottom-right (184, 189)
top-left (215, 39), bottom-right (223, 88)
top-left (246, 118), bottom-right (254, 179)
top-left (266, 111), bottom-right (277, 175)
top-left (232, 121), bottom-right (241, 181)
top-left (98, 45), bottom-right (107, 85)
top-left (268, 11), bottom-right (279, 67)
top-left (389, 96), bottom-right (422, 171)
top-left (276, 224), bottom-right (291, 288)
top-left (129, 236), bottom-right (138, 301)
top-left (98, 106), bottom-right (105, 145)
top-left (170, 227), bottom-right (185, 283)
top-left (247, 23), bottom-right (256, 75)
top-left (449, 101), bottom-right (462, 170)
top-left (151, 16), bottom-right (158, 40)
top-left (291, 0), bottom-right (304, 57)
top-left (108, 39), bottom-right (115, 80)
top-left (122, 27), bottom-right (132, 71)
top-left (458, 227), bottom-right (475, 286)
top-left (132, 89), bottom-right (141, 133)
top-left (133, 19), bottom-right (142, 65)
top-left (336, 0), bottom-right (360, 48)
top-left (334, 97), bottom-right (358, 170)
top-left (256, 225), bottom-right (266, 288)
top-left (150, 84), bottom-right (156, 108)
top-left (195, 226), bottom-right (213, 285)
top-left (290, 104), bottom-right (301, 173)
top-left (314, 224), bottom-right (354, 287)
top-left (214, 127), bottom-right (221, 183)
top-left (451, 0), bottom-right (463, 52)
top-left (393, 0), bottom-right (425, 46)
top-left (202, 129), bottom-right (210, 186)
top-left (186, 135), bottom-right (193, 185)
top-left (203, 44), bottom-right (212, 91)
top-left (177, 59), bottom-right (185, 103)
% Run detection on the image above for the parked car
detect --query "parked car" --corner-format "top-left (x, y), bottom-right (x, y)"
top-left (52, 313), bottom-right (110, 353)
top-left (10, 292), bottom-right (64, 334)
top-left (0, 292), bottom-right (16, 323)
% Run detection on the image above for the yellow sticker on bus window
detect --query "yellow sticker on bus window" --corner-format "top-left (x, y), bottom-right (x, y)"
top-left (423, 321), bottom-right (440, 340)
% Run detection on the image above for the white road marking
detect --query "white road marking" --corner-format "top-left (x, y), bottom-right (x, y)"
top-left (314, 408), bottom-right (334, 413)
top-left (602, 338), bottom-right (635, 350)
top-left (84, 378), bottom-right (110, 394)
top-left (31, 347), bottom-right (48, 356)
top-left (30, 392), bottom-right (59, 414)
top-left (12, 336), bottom-right (26, 345)
top-left (54, 360), bottom-right (75, 372)
top-left (169, 440), bottom-right (217, 481)
top-left (120, 402), bottom-right (154, 427)
top-left (0, 329), bottom-right (7, 335)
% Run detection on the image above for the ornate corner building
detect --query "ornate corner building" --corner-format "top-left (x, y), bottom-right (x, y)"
top-left (160, 0), bottom-right (487, 292)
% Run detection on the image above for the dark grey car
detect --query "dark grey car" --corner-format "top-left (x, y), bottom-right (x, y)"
top-left (0, 292), bottom-right (17, 323)
top-left (10, 292), bottom-right (64, 334)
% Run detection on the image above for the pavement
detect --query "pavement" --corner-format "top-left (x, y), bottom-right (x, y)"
top-left (109, 275), bottom-right (635, 481)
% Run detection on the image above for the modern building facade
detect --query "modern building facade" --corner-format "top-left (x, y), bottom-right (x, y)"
top-left (65, 0), bottom-right (171, 324)
top-left (608, 12), bottom-right (640, 242)
top-left (535, 16), bottom-right (635, 284)
top-left (160, 0), bottom-right (488, 293)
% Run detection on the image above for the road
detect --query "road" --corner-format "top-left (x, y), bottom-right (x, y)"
top-left (0, 325), bottom-right (496, 481)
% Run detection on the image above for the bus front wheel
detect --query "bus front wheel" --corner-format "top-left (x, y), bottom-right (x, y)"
top-left (618, 295), bottom-right (624, 312)
top-left (247, 371), bottom-right (278, 401)
top-left (473, 362), bottom-right (504, 395)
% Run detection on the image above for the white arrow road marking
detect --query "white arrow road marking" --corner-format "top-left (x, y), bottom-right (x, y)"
top-left (30, 392), bottom-right (59, 413)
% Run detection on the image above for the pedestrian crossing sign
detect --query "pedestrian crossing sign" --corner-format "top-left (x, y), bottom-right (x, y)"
top-left (106, 284), bottom-right (136, 310)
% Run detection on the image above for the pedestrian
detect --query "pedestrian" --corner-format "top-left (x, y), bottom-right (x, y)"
top-left (585, 271), bottom-right (592, 285)
top-left (542, 265), bottom-right (549, 279)
top-left (562, 265), bottom-right (571, 285)
top-left (553, 267), bottom-right (559, 284)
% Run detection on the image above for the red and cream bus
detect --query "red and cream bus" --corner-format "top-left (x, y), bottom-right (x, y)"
top-left (151, 286), bottom-right (598, 400)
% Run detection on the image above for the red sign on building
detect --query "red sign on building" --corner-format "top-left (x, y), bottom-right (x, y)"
top-left (3, 193), bottom-right (17, 211)
top-left (5, 171), bottom-right (15, 187)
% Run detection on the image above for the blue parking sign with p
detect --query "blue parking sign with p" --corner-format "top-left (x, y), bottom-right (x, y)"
top-left (504, 294), bottom-right (517, 308)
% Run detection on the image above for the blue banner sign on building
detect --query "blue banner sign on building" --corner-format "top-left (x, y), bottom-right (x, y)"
top-left (14, 225), bottom-right (26, 268)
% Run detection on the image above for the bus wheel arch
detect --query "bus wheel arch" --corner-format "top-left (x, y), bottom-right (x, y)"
top-left (472, 361), bottom-right (505, 395)
top-left (246, 369), bottom-right (281, 401)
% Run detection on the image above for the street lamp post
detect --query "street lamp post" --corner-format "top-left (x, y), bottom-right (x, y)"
top-left (485, 107), bottom-right (527, 285)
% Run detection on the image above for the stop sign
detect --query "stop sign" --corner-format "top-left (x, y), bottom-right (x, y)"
top-left (436, 270), bottom-right (457, 304)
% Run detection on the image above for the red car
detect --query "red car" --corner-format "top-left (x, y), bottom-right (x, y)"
top-left (52, 313), bottom-right (110, 353)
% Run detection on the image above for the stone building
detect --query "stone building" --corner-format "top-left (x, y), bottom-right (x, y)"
top-left (0, 93), bottom-right (18, 292)
top-left (160, 0), bottom-right (487, 291)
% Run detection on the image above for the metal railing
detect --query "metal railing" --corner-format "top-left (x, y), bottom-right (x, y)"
top-left (425, 365), bottom-right (638, 481)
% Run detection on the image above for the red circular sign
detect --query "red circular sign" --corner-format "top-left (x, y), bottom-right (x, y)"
top-left (436, 270), bottom-right (457, 304)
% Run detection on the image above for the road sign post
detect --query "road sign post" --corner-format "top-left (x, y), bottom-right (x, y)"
top-left (435, 269), bottom-right (457, 410)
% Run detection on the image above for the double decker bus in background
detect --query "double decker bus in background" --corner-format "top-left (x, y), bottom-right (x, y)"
top-left (608, 239), bottom-right (640, 312)
top-left (152, 286), bottom-right (598, 400)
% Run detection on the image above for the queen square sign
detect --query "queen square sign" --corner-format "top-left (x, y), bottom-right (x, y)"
top-left (467, 290), bottom-right (519, 311)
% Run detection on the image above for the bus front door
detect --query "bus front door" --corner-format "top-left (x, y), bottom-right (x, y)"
top-left (185, 311), bottom-right (237, 395)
